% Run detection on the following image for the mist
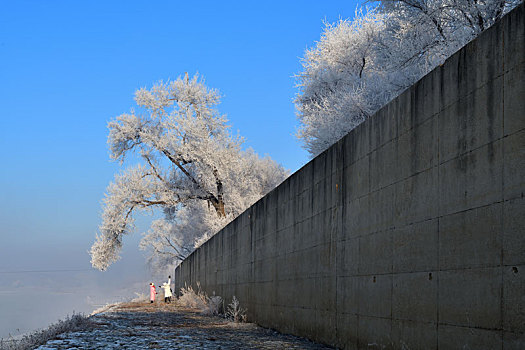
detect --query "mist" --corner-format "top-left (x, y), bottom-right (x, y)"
top-left (0, 217), bottom-right (170, 339)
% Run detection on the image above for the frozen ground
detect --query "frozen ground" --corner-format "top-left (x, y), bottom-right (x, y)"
top-left (34, 301), bottom-right (333, 349)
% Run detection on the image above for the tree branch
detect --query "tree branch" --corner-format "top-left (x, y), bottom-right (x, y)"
top-left (143, 154), bottom-right (169, 185)
top-left (160, 149), bottom-right (223, 213)
top-left (163, 237), bottom-right (187, 259)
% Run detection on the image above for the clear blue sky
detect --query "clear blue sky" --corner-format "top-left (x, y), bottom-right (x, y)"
top-left (0, 0), bottom-right (360, 335)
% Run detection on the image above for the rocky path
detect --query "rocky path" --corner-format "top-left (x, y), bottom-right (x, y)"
top-left (35, 302), bottom-right (333, 349)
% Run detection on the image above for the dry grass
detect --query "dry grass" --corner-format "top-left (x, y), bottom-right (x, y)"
top-left (177, 283), bottom-right (224, 316)
top-left (109, 300), bottom-right (181, 313)
top-left (0, 313), bottom-right (92, 350)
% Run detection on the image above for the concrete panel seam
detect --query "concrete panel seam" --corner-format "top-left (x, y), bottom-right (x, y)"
top-left (437, 139), bottom-right (505, 167)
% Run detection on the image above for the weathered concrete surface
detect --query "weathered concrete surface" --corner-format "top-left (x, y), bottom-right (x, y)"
top-left (176, 4), bottom-right (525, 349)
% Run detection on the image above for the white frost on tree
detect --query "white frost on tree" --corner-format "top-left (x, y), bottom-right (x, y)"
top-left (296, 0), bottom-right (521, 156)
top-left (91, 74), bottom-right (288, 271)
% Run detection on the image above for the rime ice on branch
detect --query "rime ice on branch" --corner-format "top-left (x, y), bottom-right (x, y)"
top-left (295, 0), bottom-right (521, 156)
top-left (91, 74), bottom-right (288, 271)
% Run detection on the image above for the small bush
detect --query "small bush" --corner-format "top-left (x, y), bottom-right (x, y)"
top-left (177, 282), bottom-right (245, 322)
top-left (204, 294), bottom-right (223, 316)
top-left (226, 295), bottom-right (247, 323)
top-left (177, 283), bottom-right (209, 311)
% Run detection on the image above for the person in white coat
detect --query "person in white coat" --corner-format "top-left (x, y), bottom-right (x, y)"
top-left (161, 276), bottom-right (172, 303)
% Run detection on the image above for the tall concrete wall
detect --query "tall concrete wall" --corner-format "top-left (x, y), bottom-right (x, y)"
top-left (175, 4), bottom-right (524, 349)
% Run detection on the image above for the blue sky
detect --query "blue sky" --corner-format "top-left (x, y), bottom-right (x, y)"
top-left (0, 0), bottom-right (360, 335)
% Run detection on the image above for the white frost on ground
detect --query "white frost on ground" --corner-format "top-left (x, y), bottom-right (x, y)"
top-left (30, 302), bottom-right (333, 350)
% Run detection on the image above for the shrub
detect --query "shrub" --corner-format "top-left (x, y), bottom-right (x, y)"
top-left (177, 283), bottom-right (209, 311)
top-left (205, 294), bottom-right (223, 316)
top-left (177, 282), bottom-right (245, 322)
top-left (226, 295), bottom-right (247, 323)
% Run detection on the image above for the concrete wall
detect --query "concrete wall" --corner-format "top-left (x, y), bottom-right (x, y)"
top-left (175, 4), bottom-right (525, 349)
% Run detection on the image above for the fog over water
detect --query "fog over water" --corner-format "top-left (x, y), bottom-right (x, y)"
top-left (0, 220), bottom-right (166, 339)
top-left (0, 266), bottom-right (157, 338)
top-left (0, 286), bottom-right (96, 338)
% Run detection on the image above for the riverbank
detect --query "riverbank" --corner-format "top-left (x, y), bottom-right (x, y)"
top-left (2, 300), bottom-right (333, 349)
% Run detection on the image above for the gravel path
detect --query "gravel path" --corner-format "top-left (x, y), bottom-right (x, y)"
top-left (35, 302), bottom-right (333, 349)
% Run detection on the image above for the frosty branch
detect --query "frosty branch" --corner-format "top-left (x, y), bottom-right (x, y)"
top-left (91, 74), bottom-right (288, 271)
top-left (295, 0), bottom-right (521, 156)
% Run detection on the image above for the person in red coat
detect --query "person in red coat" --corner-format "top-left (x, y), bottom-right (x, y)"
top-left (149, 283), bottom-right (157, 303)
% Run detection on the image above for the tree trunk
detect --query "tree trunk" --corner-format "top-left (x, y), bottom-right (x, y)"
top-left (212, 169), bottom-right (226, 217)
top-left (211, 197), bottom-right (226, 217)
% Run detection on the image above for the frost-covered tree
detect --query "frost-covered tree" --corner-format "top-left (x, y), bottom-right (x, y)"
top-left (296, 0), bottom-right (521, 156)
top-left (91, 74), bottom-right (288, 271)
top-left (295, 9), bottom-right (395, 156)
